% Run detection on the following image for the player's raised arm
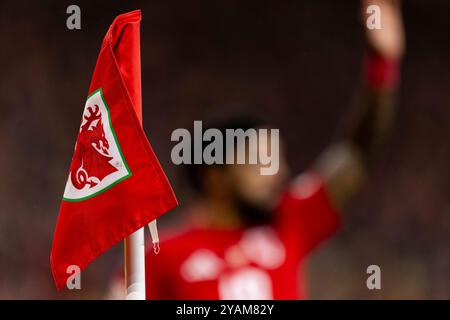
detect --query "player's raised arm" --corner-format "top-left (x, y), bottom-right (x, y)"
top-left (313, 0), bottom-right (405, 211)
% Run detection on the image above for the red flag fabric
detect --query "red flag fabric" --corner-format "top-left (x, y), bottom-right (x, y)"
top-left (50, 10), bottom-right (177, 290)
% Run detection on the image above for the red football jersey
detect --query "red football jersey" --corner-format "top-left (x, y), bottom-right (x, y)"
top-left (145, 172), bottom-right (340, 300)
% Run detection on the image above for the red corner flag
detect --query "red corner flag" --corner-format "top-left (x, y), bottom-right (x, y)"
top-left (51, 10), bottom-right (177, 290)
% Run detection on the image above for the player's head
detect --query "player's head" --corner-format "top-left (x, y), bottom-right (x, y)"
top-left (186, 116), bottom-right (289, 225)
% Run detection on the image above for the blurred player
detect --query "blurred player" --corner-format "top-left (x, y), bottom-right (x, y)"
top-left (108, 0), bottom-right (405, 300)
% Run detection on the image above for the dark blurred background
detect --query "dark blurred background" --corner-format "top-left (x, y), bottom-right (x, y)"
top-left (0, 0), bottom-right (448, 299)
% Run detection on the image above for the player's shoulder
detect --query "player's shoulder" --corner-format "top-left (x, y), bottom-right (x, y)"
top-left (151, 225), bottom-right (212, 254)
top-left (156, 203), bottom-right (220, 250)
top-left (288, 171), bottom-right (325, 200)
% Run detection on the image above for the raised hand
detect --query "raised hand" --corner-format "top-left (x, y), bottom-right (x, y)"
top-left (362, 0), bottom-right (405, 60)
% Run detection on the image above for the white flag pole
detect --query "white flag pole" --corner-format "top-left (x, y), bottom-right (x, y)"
top-left (121, 9), bottom-right (151, 301)
top-left (124, 228), bottom-right (146, 300)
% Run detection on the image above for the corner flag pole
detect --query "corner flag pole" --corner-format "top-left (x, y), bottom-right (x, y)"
top-left (124, 221), bottom-right (160, 299)
top-left (122, 10), bottom-right (162, 301)
top-left (124, 229), bottom-right (146, 299)
top-left (122, 9), bottom-right (146, 300)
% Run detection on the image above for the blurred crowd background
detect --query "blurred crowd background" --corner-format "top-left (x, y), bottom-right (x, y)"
top-left (0, 0), bottom-right (449, 299)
